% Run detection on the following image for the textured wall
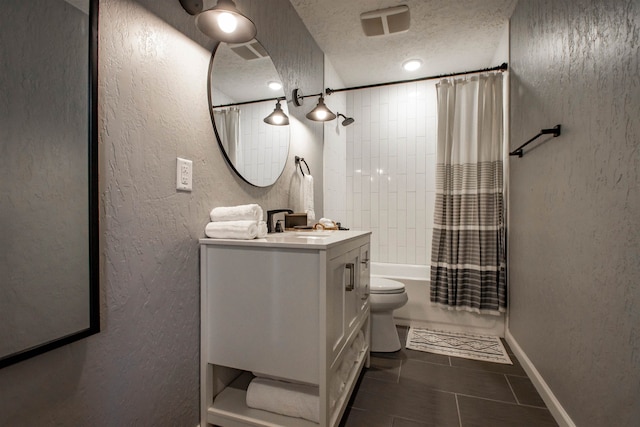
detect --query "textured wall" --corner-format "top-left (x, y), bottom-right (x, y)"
top-left (509, 1), bottom-right (640, 426)
top-left (0, 0), bottom-right (323, 425)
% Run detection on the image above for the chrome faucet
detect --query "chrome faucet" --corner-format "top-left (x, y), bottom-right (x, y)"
top-left (266, 209), bottom-right (293, 233)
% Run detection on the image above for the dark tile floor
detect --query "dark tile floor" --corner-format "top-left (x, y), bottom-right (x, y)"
top-left (340, 326), bottom-right (558, 427)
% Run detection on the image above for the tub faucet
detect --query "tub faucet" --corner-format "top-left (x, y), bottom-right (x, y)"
top-left (266, 209), bottom-right (293, 233)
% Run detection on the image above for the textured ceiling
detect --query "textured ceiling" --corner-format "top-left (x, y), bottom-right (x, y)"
top-left (289, 0), bottom-right (517, 87)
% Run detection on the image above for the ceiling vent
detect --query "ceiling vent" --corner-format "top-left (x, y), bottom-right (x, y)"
top-left (228, 39), bottom-right (269, 60)
top-left (360, 5), bottom-right (410, 37)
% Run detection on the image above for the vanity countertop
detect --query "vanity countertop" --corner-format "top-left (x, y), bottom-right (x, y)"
top-left (200, 229), bottom-right (371, 250)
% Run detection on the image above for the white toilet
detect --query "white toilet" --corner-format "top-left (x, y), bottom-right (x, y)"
top-left (369, 277), bottom-right (408, 352)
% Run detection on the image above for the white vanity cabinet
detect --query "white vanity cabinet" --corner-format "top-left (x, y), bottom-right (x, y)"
top-left (200, 230), bottom-right (371, 427)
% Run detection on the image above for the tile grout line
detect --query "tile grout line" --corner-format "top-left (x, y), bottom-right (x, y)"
top-left (454, 391), bottom-right (533, 407)
top-left (427, 387), bottom-right (519, 406)
top-left (455, 391), bottom-right (552, 410)
top-left (505, 374), bottom-right (521, 405)
top-left (455, 393), bottom-right (463, 427)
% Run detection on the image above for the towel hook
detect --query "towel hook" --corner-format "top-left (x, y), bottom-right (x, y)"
top-left (295, 156), bottom-right (311, 176)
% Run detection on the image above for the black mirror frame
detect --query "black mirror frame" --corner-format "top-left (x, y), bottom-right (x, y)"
top-left (0, 0), bottom-right (100, 369)
top-left (207, 41), bottom-right (289, 188)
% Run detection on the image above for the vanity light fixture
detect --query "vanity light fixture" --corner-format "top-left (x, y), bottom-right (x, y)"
top-left (306, 95), bottom-right (336, 122)
top-left (402, 59), bottom-right (422, 72)
top-left (263, 99), bottom-right (289, 126)
top-left (292, 89), bottom-right (337, 123)
top-left (180, 0), bottom-right (257, 43)
top-left (293, 88), bottom-right (305, 106)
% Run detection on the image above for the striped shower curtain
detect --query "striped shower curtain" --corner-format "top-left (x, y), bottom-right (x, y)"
top-left (430, 73), bottom-right (506, 314)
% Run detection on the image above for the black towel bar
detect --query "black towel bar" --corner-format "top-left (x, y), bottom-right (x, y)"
top-left (295, 156), bottom-right (311, 176)
top-left (510, 125), bottom-right (562, 157)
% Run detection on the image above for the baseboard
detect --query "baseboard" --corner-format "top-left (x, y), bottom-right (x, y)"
top-left (505, 329), bottom-right (576, 427)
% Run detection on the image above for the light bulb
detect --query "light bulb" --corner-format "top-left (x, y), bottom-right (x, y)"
top-left (315, 110), bottom-right (327, 120)
top-left (402, 59), bottom-right (422, 71)
top-left (217, 12), bottom-right (238, 33)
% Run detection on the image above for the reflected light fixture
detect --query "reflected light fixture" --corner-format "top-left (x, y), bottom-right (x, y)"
top-left (305, 95), bottom-right (336, 122)
top-left (180, 0), bottom-right (257, 43)
top-left (263, 99), bottom-right (289, 126)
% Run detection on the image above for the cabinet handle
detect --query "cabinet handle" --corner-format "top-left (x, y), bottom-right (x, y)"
top-left (345, 263), bottom-right (355, 291)
top-left (361, 258), bottom-right (370, 267)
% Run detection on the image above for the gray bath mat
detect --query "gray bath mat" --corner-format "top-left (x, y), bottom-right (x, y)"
top-left (406, 328), bottom-right (512, 364)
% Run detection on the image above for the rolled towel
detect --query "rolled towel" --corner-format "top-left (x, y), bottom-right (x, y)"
top-left (257, 221), bottom-right (267, 238)
top-left (205, 220), bottom-right (258, 240)
top-left (337, 345), bottom-right (357, 381)
top-left (210, 204), bottom-right (263, 222)
top-left (329, 371), bottom-right (345, 409)
top-left (246, 377), bottom-right (319, 423)
top-left (319, 217), bottom-right (335, 228)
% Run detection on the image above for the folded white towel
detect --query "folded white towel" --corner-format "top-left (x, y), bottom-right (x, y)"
top-left (302, 175), bottom-right (315, 221)
top-left (210, 204), bottom-right (263, 222)
top-left (257, 221), bottom-right (267, 238)
top-left (246, 377), bottom-right (319, 423)
top-left (205, 220), bottom-right (258, 240)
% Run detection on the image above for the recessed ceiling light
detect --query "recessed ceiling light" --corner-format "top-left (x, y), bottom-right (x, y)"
top-left (267, 81), bottom-right (283, 91)
top-left (402, 59), bottom-right (422, 72)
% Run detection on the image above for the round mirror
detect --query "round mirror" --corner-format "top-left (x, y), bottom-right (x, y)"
top-left (208, 40), bottom-right (290, 187)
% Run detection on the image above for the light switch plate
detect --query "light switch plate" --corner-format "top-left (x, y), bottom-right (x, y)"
top-left (176, 157), bottom-right (192, 191)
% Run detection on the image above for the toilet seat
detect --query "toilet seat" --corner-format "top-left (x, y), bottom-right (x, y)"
top-left (370, 277), bottom-right (405, 294)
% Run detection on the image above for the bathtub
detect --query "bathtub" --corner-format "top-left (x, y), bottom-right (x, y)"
top-left (370, 262), bottom-right (505, 337)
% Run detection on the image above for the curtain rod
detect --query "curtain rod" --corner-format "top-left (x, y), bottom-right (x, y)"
top-left (213, 96), bottom-right (285, 109)
top-left (325, 62), bottom-right (508, 95)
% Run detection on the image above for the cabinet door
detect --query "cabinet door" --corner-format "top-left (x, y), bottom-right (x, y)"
top-left (343, 247), bottom-right (361, 337)
top-left (358, 243), bottom-right (370, 313)
top-left (327, 247), bottom-right (360, 360)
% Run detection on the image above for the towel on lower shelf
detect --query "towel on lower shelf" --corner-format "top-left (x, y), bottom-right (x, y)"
top-left (210, 204), bottom-right (263, 222)
top-left (205, 220), bottom-right (259, 240)
top-left (333, 330), bottom-right (367, 407)
top-left (246, 377), bottom-right (320, 423)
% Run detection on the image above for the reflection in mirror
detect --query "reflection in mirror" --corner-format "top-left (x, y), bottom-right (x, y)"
top-left (208, 40), bottom-right (290, 187)
top-left (0, 0), bottom-right (99, 368)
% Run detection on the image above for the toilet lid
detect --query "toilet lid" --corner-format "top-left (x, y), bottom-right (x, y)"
top-left (370, 277), bottom-right (405, 294)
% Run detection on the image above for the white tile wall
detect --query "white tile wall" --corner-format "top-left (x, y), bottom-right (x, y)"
top-left (238, 100), bottom-right (289, 186)
top-left (346, 81), bottom-right (438, 265)
top-left (323, 56), bottom-right (348, 223)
